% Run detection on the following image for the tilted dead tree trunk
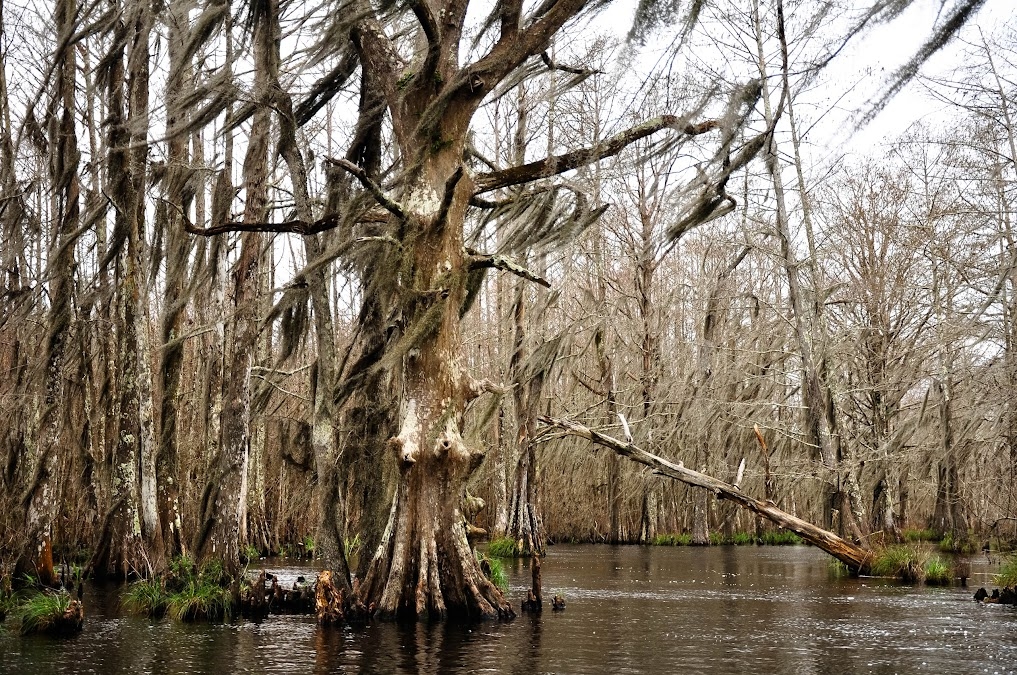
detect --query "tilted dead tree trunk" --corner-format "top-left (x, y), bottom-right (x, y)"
top-left (541, 416), bottom-right (874, 573)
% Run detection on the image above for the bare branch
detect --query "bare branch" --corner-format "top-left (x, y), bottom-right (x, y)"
top-left (466, 247), bottom-right (551, 288)
top-left (295, 50), bottom-right (360, 126)
top-left (436, 167), bottom-right (465, 227)
top-left (327, 157), bottom-right (407, 220)
top-left (540, 51), bottom-right (602, 76)
top-left (474, 115), bottom-right (719, 194)
top-left (184, 213), bottom-right (340, 237)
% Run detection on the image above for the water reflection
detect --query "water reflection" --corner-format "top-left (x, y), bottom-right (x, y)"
top-left (2, 547), bottom-right (1015, 674)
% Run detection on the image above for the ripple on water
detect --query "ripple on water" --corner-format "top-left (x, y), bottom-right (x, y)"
top-left (3, 548), bottom-right (1017, 674)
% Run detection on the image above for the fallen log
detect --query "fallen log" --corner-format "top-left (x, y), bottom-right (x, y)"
top-left (540, 416), bottom-right (874, 574)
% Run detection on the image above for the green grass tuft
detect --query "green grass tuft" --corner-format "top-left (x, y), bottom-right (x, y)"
top-left (871, 544), bottom-right (927, 583)
top-left (169, 555), bottom-right (196, 580)
top-left (923, 556), bottom-right (951, 585)
top-left (122, 556), bottom-right (236, 622)
top-left (475, 551), bottom-right (508, 592)
top-left (709, 532), bottom-right (727, 546)
top-left (652, 533), bottom-right (692, 546)
top-left (122, 578), bottom-right (169, 617)
top-left (166, 576), bottom-right (233, 622)
top-left (731, 532), bottom-right (755, 546)
top-left (344, 533), bottom-right (363, 560)
top-left (938, 532), bottom-right (976, 554)
top-left (12, 591), bottom-right (74, 635)
top-left (240, 545), bottom-right (261, 563)
top-left (487, 537), bottom-right (520, 558)
top-left (994, 554), bottom-right (1017, 588)
top-left (903, 528), bottom-right (939, 543)
top-left (759, 530), bottom-right (804, 546)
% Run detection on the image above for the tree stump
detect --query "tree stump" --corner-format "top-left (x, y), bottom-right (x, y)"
top-left (521, 554), bottom-right (543, 613)
top-left (315, 570), bottom-right (345, 625)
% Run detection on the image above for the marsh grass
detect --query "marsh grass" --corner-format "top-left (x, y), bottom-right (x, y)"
top-left (938, 532), bottom-right (976, 554)
top-left (475, 551), bottom-right (508, 592)
top-left (759, 530), bottom-right (803, 546)
top-left (166, 579), bottom-right (233, 621)
top-left (871, 544), bottom-right (927, 583)
top-left (121, 578), bottom-right (169, 617)
top-left (344, 533), bottom-right (363, 559)
top-left (731, 532), bottom-right (755, 546)
top-left (651, 533), bottom-right (692, 546)
top-left (903, 528), bottom-right (939, 543)
top-left (995, 555), bottom-right (1017, 588)
top-left (923, 556), bottom-right (951, 585)
top-left (487, 537), bottom-right (520, 558)
top-left (11, 591), bottom-right (74, 635)
top-left (240, 545), bottom-right (261, 563)
top-left (122, 557), bottom-right (235, 622)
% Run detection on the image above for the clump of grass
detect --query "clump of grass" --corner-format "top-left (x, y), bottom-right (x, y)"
top-left (240, 545), bottom-right (261, 564)
top-left (938, 532), bottom-right (976, 554)
top-left (731, 532), bottom-right (755, 546)
top-left (903, 528), bottom-right (938, 543)
top-left (122, 578), bottom-right (169, 617)
top-left (344, 533), bottom-right (363, 559)
top-left (923, 556), bottom-right (951, 585)
top-left (122, 557), bottom-right (235, 622)
top-left (870, 544), bottom-right (927, 583)
top-left (487, 536), bottom-right (520, 558)
top-left (994, 554), bottom-right (1017, 588)
top-left (11, 590), bottom-right (77, 636)
top-left (475, 551), bottom-right (508, 592)
top-left (167, 580), bottom-right (233, 622)
top-left (709, 532), bottom-right (727, 546)
top-left (652, 533), bottom-right (692, 546)
top-left (169, 554), bottom-right (196, 579)
top-left (759, 530), bottom-right (804, 546)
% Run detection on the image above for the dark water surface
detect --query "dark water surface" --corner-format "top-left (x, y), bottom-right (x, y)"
top-left (2, 545), bottom-right (1015, 674)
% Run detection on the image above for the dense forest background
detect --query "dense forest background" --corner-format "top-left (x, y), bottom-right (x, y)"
top-left (1, 0), bottom-right (1014, 600)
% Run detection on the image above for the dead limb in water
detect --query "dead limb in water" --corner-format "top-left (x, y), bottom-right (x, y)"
top-left (539, 416), bottom-right (874, 574)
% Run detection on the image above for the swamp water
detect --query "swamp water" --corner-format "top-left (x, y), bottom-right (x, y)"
top-left (2, 545), bottom-right (1015, 674)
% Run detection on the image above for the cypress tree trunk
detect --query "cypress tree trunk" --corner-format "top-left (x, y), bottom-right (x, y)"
top-left (355, 147), bottom-right (513, 619)
top-left (22, 0), bottom-right (80, 586)
top-left (88, 0), bottom-right (156, 579)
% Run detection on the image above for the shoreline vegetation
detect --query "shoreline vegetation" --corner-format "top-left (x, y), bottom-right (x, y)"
top-left (3, 540), bottom-right (1012, 634)
top-left (5, 537), bottom-right (1015, 634)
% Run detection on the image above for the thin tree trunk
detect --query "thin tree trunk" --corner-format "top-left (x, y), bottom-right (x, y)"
top-left (21, 0), bottom-right (80, 586)
top-left (195, 2), bottom-right (271, 577)
top-left (754, 0), bottom-right (865, 541)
